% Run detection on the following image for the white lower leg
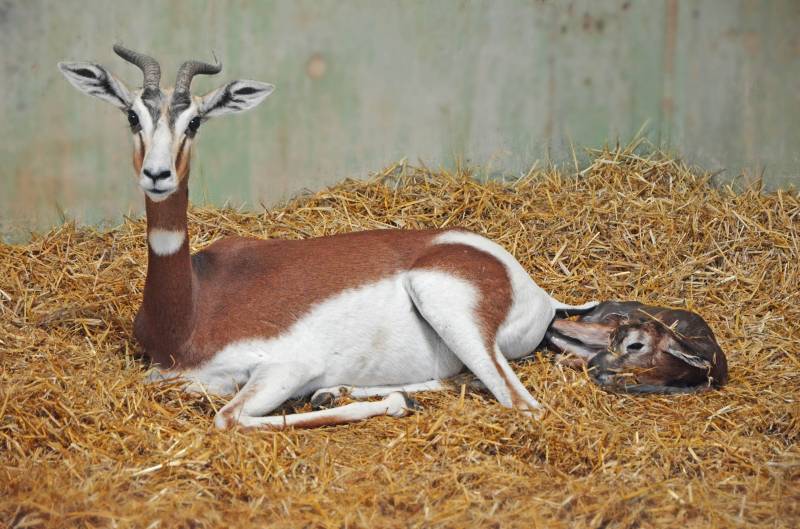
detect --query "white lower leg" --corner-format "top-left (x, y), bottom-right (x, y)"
top-left (238, 392), bottom-right (413, 430)
top-left (491, 346), bottom-right (543, 411)
top-left (311, 380), bottom-right (446, 402)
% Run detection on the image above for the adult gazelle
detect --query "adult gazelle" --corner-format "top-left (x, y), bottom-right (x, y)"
top-left (59, 46), bottom-right (596, 429)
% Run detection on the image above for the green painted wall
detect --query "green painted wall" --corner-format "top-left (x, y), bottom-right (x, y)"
top-left (1, 0), bottom-right (798, 240)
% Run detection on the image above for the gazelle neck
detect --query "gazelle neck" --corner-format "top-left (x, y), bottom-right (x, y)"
top-left (138, 179), bottom-right (197, 367)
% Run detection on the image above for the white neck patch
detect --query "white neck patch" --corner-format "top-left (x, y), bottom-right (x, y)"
top-left (148, 228), bottom-right (185, 256)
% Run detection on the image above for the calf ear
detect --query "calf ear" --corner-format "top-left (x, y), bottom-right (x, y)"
top-left (58, 62), bottom-right (132, 110)
top-left (199, 80), bottom-right (274, 118)
top-left (665, 339), bottom-right (713, 370)
top-left (549, 319), bottom-right (613, 347)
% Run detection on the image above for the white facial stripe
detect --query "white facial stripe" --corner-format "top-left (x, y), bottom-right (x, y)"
top-left (146, 116), bottom-right (173, 171)
top-left (148, 229), bottom-right (185, 256)
top-left (173, 103), bottom-right (198, 137)
top-left (132, 98), bottom-right (154, 138)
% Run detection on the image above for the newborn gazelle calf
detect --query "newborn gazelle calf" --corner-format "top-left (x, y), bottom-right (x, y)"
top-left (546, 301), bottom-right (728, 393)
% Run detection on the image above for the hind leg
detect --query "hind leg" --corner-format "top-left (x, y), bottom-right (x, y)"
top-left (310, 380), bottom-right (445, 408)
top-left (405, 269), bottom-right (542, 413)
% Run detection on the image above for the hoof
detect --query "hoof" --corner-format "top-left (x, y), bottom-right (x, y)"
top-left (401, 392), bottom-right (423, 412)
top-left (384, 392), bottom-right (423, 417)
top-left (310, 391), bottom-right (337, 410)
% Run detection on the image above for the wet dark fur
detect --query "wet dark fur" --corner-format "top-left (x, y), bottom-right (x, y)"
top-left (547, 301), bottom-right (728, 394)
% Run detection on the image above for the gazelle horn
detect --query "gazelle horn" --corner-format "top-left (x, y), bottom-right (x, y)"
top-left (174, 58), bottom-right (222, 96)
top-left (113, 44), bottom-right (161, 97)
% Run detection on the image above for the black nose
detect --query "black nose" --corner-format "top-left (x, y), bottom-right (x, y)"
top-left (144, 168), bottom-right (172, 182)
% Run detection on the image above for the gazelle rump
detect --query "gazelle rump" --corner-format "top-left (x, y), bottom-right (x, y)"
top-left (58, 46), bottom-right (596, 429)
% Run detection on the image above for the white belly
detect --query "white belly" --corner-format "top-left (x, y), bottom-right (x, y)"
top-left (180, 273), bottom-right (464, 396)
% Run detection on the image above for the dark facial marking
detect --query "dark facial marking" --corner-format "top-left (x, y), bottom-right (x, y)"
top-left (206, 83), bottom-right (260, 114)
top-left (74, 68), bottom-right (96, 78)
top-left (142, 95), bottom-right (162, 124)
top-left (127, 109), bottom-right (141, 133)
top-left (186, 116), bottom-right (201, 137)
top-left (234, 86), bottom-right (260, 95)
top-left (170, 92), bottom-right (192, 126)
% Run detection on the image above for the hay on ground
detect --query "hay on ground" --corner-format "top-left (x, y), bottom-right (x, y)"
top-left (1, 146), bottom-right (798, 528)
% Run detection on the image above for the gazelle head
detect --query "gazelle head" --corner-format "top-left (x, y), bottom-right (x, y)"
top-left (58, 45), bottom-right (274, 202)
top-left (547, 301), bottom-right (729, 394)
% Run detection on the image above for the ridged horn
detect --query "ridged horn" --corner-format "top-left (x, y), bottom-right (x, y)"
top-left (174, 58), bottom-right (222, 96)
top-left (113, 44), bottom-right (161, 96)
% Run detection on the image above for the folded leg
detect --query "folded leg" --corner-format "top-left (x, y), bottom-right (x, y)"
top-left (405, 269), bottom-right (542, 413)
top-left (238, 392), bottom-right (415, 430)
top-left (310, 380), bottom-right (446, 408)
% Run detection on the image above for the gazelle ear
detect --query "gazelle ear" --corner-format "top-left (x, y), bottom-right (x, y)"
top-left (57, 62), bottom-right (132, 110)
top-left (199, 80), bottom-right (274, 118)
top-left (665, 339), bottom-right (713, 370)
top-left (549, 319), bottom-right (614, 347)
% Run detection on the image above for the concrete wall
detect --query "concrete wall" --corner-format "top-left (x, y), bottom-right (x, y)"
top-left (1, 0), bottom-right (798, 240)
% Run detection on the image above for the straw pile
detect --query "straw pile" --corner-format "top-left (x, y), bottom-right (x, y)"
top-left (1, 146), bottom-right (798, 528)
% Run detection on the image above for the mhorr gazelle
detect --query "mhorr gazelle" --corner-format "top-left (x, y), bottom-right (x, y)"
top-left (58, 45), bottom-right (598, 430)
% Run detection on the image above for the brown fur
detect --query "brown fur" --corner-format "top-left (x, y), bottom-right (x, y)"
top-left (135, 225), bottom-right (448, 368)
top-left (133, 133), bottom-right (145, 175)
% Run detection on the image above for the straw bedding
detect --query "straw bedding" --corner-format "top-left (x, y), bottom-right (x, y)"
top-left (1, 147), bottom-right (798, 528)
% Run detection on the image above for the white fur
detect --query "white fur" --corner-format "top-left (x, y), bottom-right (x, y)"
top-left (166, 265), bottom-right (548, 428)
top-left (148, 229), bottom-right (185, 256)
top-left (173, 104), bottom-right (198, 137)
top-left (225, 392), bottom-right (410, 430)
top-left (140, 115), bottom-right (177, 199)
top-left (132, 98), bottom-right (154, 137)
top-left (178, 273), bottom-right (463, 400)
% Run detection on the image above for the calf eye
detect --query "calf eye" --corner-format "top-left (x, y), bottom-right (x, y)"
top-left (187, 116), bottom-right (201, 136)
top-left (627, 342), bottom-right (644, 351)
top-left (127, 110), bottom-right (140, 129)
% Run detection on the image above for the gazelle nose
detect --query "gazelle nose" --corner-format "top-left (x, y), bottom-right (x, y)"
top-left (144, 168), bottom-right (172, 182)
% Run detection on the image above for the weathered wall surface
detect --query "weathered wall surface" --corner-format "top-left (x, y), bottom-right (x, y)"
top-left (1, 0), bottom-right (798, 240)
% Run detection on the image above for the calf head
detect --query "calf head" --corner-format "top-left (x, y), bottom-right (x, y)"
top-left (549, 301), bottom-right (728, 394)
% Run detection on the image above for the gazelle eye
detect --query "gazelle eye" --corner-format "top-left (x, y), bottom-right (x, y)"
top-left (627, 342), bottom-right (644, 351)
top-left (187, 116), bottom-right (201, 135)
top-left (127, 110), bottom-right (140, 129)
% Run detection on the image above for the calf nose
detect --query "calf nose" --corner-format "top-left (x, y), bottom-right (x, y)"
top-left (587, 355), bottom-right (610, 384)
top-left (144, 168), bottom-right (172, 182)
top-left (587, 354), bottom-right (601, 371)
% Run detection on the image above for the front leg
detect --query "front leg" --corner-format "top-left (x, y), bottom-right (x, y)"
top-left (214, 362), bottom-right (318, 429)
top-left (239, 392), bottom-right (416, 430)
